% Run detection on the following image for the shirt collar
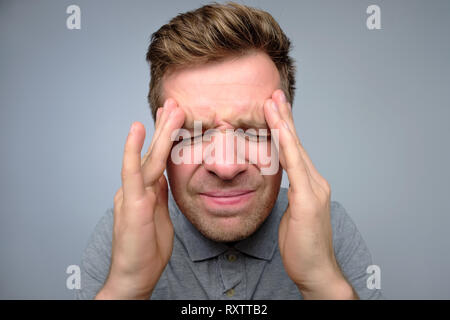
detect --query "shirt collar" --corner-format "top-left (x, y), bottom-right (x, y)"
top-left (168, 187), bottom-right (288, 262)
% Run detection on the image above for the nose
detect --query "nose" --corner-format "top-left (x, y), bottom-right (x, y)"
top-left (202, 130), bottom-right (248, 180)
top-left (204, 161), bottom-right (248, 180)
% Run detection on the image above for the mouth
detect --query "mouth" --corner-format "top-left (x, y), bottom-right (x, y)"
top-left (199, 190), bottom-right (255, 208)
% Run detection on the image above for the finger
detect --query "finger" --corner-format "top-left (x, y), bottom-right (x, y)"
top-left (145, 99), bottom-right (178, 163)
top-left (264, 99), bottom-right (315, 195)
top-left (113, 187), bottom-right (123, 204)
top-left (141, 100), bottom-right (176, 166)
top-left (272, 90), bottom-right (330, 193)
top-left (141, 107), bottom-right (163, 166)
top-left (153, 176), bottom-right (174, 252)
top-left (155, 106), bottom-right (163, 128)
top-left (272, 90), bottom-right (297, 136)
top-left (151, 99), bottom-right (176, 149)
top-left (142, 105), bottom-right (185, 186)
top-left (121, 122), bottom-right (146, 201)
top-left (154, 176), bottom-right (170, 229)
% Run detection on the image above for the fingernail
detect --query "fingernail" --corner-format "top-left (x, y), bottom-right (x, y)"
top-left (272, 101), bottom-right (278, 112)
top-left (279, 91), bottom-right (286, 104)
top-left (156, 108), bottom-right (162, 120)
top-left (164, 99), bottom-right (170, 110)
top-left (282, 120), bottom-right (289, 130)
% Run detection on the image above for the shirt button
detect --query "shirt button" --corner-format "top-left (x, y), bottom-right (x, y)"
top-left (227, 254), bottom-right (237, 262)
top-left (226, 288), bottom-right (235, 297)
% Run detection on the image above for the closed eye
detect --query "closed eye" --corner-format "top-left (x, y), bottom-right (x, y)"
top-left (236, 129), bottom-right (271, 141)
top-left (178, 129), bottom-right (271, 145)
top-left (180, 134), bottom-right (203, 145)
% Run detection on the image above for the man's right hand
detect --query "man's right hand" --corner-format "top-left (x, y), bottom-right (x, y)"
top-left (95, 99), bottom-right (185, 299)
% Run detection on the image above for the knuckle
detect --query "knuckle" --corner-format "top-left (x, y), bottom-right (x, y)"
top-left (318, 177), bottom-right (331, 194)
top-left (114, 188), bottom-right (123, 203)
top-left (121, 165), bottom-right (140, 181)
top-left (275, 119), bottom-right (285, 130)
top-left (323, 179), bottom-right (331, 194)
top-left (309, 199), bottom-right (322, 212)
top-left (120, 171), bottom-right (127, 182)
top-left (120, 164), bottom-right (129, 180)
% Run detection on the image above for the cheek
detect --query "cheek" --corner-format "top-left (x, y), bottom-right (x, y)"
top-left (246, 139), bottom-right (279, 170)
top-left (261, 165), bottom-right (283, 192)
top-left (166, 158), bottom-right (198, 193)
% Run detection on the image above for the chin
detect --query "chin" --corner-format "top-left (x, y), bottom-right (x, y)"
top-left (198, 224), bottom-right (255, 243)
top-left (170, 180), bottom-right (282, 243)
top-left (189, 207), bottom-right (268, 243)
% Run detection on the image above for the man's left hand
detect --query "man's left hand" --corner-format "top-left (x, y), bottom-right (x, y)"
top-left (264, 89), bottom-right (359, 300)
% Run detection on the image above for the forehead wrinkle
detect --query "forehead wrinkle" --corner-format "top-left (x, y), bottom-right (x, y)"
top-left (180, 92), bottom-right (266, 129)
top-left (182, 106), bottom-right (215, 130)
top-left (168, 86), bottom-right (216, 129)
top-left (162, 51), bottom-right (281, 130)
top-left (173, 87), bottom-right (272, 131)
top-left (212, 98), bottom-right (267, 129)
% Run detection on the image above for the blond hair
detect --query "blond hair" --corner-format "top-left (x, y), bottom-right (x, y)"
top-left (145, 2), bottom-right (296, 120)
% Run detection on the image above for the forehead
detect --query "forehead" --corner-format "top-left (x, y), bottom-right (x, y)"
top-left (162, 51), bottom-right (280, 129)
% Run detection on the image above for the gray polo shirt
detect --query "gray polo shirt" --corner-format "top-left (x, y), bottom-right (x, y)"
top-left (75, 187), bottom-right (383, 300)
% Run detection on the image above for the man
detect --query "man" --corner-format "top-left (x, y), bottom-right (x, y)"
top-left (76, 2), bottom-right (382, 300)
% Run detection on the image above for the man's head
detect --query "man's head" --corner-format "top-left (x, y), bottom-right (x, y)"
top-left (145, 2), bottom-right (296, 242)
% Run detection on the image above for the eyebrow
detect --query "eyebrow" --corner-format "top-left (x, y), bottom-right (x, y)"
top-left (238, 122), bottom-right (269, 129)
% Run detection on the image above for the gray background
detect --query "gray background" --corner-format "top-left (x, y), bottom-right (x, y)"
top-left (1, 0), bottom-right (449, 299)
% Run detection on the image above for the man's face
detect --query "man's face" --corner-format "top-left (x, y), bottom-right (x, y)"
top-left (163, 51), bottom-right (283, 242)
